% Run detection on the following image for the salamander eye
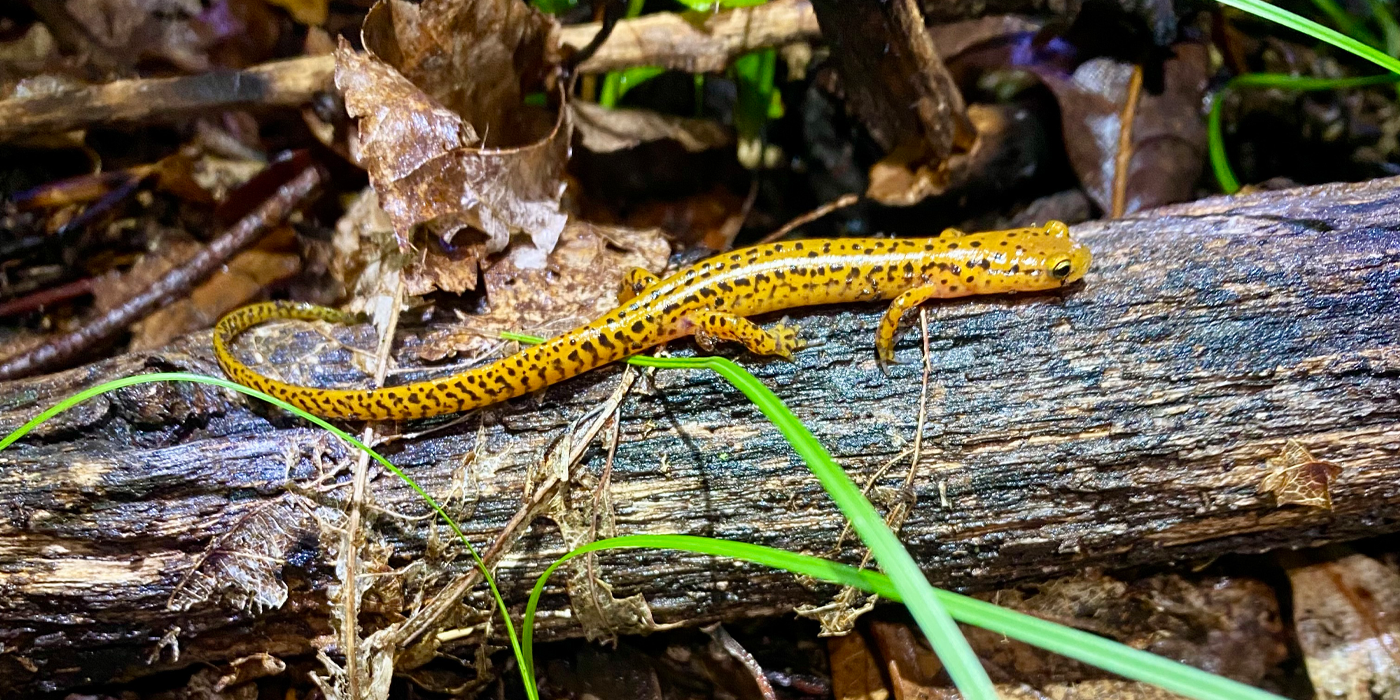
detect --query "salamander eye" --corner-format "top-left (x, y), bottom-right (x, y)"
top-left (1050, 258), bottom-right (1073, 280)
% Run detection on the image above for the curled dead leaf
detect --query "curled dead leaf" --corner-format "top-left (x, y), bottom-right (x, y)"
top-left (416, 221), bottom-right (669, 361)
top-left (167, 497), bottom-right (312, 613)
top-left (334, 0), bottom-right (572, 295)
top-left (571, 101), bottom-right (732, 154)
top-left (214, 653), bottom-right (287, 693)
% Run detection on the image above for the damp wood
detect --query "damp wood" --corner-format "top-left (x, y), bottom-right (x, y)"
top-left (1, 178), bottom-right (1399, 695)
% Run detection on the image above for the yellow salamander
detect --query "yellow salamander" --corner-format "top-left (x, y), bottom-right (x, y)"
top-left (214, 222), bottom-right (1091, 420)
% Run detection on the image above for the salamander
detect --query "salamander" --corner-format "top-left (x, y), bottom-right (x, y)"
top-left (214, 221), bottom-right (1091, 420)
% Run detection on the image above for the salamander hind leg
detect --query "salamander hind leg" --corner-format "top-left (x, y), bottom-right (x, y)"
top-left (618, 268), bottom-right (661, 303)
top-left (690, 311), bottom-right (804, 360)
top-left (876, 286), bottom-right (944, 367)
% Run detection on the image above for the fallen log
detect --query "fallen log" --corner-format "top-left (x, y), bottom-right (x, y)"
top-left (2, 178), bottom-right (1399, 695)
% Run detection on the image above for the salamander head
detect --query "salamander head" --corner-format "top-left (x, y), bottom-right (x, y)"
top-left (1038, 220), bottom-right (1092, 286)
top-left (952, 221), bottom-right (1092, 293)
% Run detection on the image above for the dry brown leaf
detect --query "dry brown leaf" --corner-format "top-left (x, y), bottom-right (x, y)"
top-left (829, 632), bottom-right (890, 700)
top-left (866, 104), bottom-right (1026, 206)
top-left (59, 0), bottom-right (210, 72)
top-left (416, 221), bottom-right (669, 361)
top-left (402, 232), bottom-right (487, 296)
top-left (193, 0), bottom-right (285, 69)
top-left (1032, 43), bottom-right (1209, 214)
top-left (214, 653), bottom-right (287, 693)
top-left (1260, 439), bottom-right (1343, 509)
top-left (331, 187), bottom-right (409, 333)
top-left (869, 620), bottom-right (944, 700)
top-left (167, 496), bottom-right (312, 613)
top-left (1288, 552), bottom-right (1400, 698)
top-left (571, 101), bottom-right (733, 154)
top-left (334, 0), bottom-right (571, 292)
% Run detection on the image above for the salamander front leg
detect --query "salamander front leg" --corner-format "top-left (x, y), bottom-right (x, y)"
top-left (876, 286), bottom-right (943, 368)
top-left (689, 311), bottom-right (804, 360)
top-left (617, 268), bottom-right (661, 303)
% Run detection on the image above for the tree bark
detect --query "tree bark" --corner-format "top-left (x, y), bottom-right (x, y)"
top-left (3, 178), bottom-right (1400, 695)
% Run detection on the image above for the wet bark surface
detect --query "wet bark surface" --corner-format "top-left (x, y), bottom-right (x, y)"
top-left (1, 178), bottom-right (1398, 695)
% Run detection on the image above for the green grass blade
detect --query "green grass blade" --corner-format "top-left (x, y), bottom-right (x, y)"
top-left (628, 353), bottom-right (994, 697)
top-left (0, 372), bottom-right (541, 700)
top-left (733, 48), bottom-right (781, 144)
top-left (1364, 0), bottom-right (1400, 56)
top-left (1216, 0), bottom-right (1400, 73)
top-left (524, 535), bottom-right (1288, 700)
top-left (1306, 0), bottom-right (1382, 47)
top-left (1208, 72), bottom-right (1400, 192)
top-left (1208, 89), bottom-right (1240, 193)
top-left (598, 0), bottom-right (648, 108)
top-left (500, 333), bottom-right (996, 697)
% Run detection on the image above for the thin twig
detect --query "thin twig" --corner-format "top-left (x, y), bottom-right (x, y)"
top-left (758, 193), bottom-right (859, 244)
top-left (0, 277), bottom-right (94, 318)
top-left (340, 276), bottom-right (405, 700)
top-left (583, 371), bottom-right (631, 627)
top-left (562, 0), bottom-right (626, 80)
top-left (386, 365), bottom-right (639, 652)
top-left (0, 0), bottom-right (819, 142)
top-left (1111, 65), bottom-right (1144, 218)
top-left (802, 308), bottom-right (936, 627)
top-left (0, 165), bottom-right (323, 380)
top-left (908, 307), bottom-right (932, 493)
